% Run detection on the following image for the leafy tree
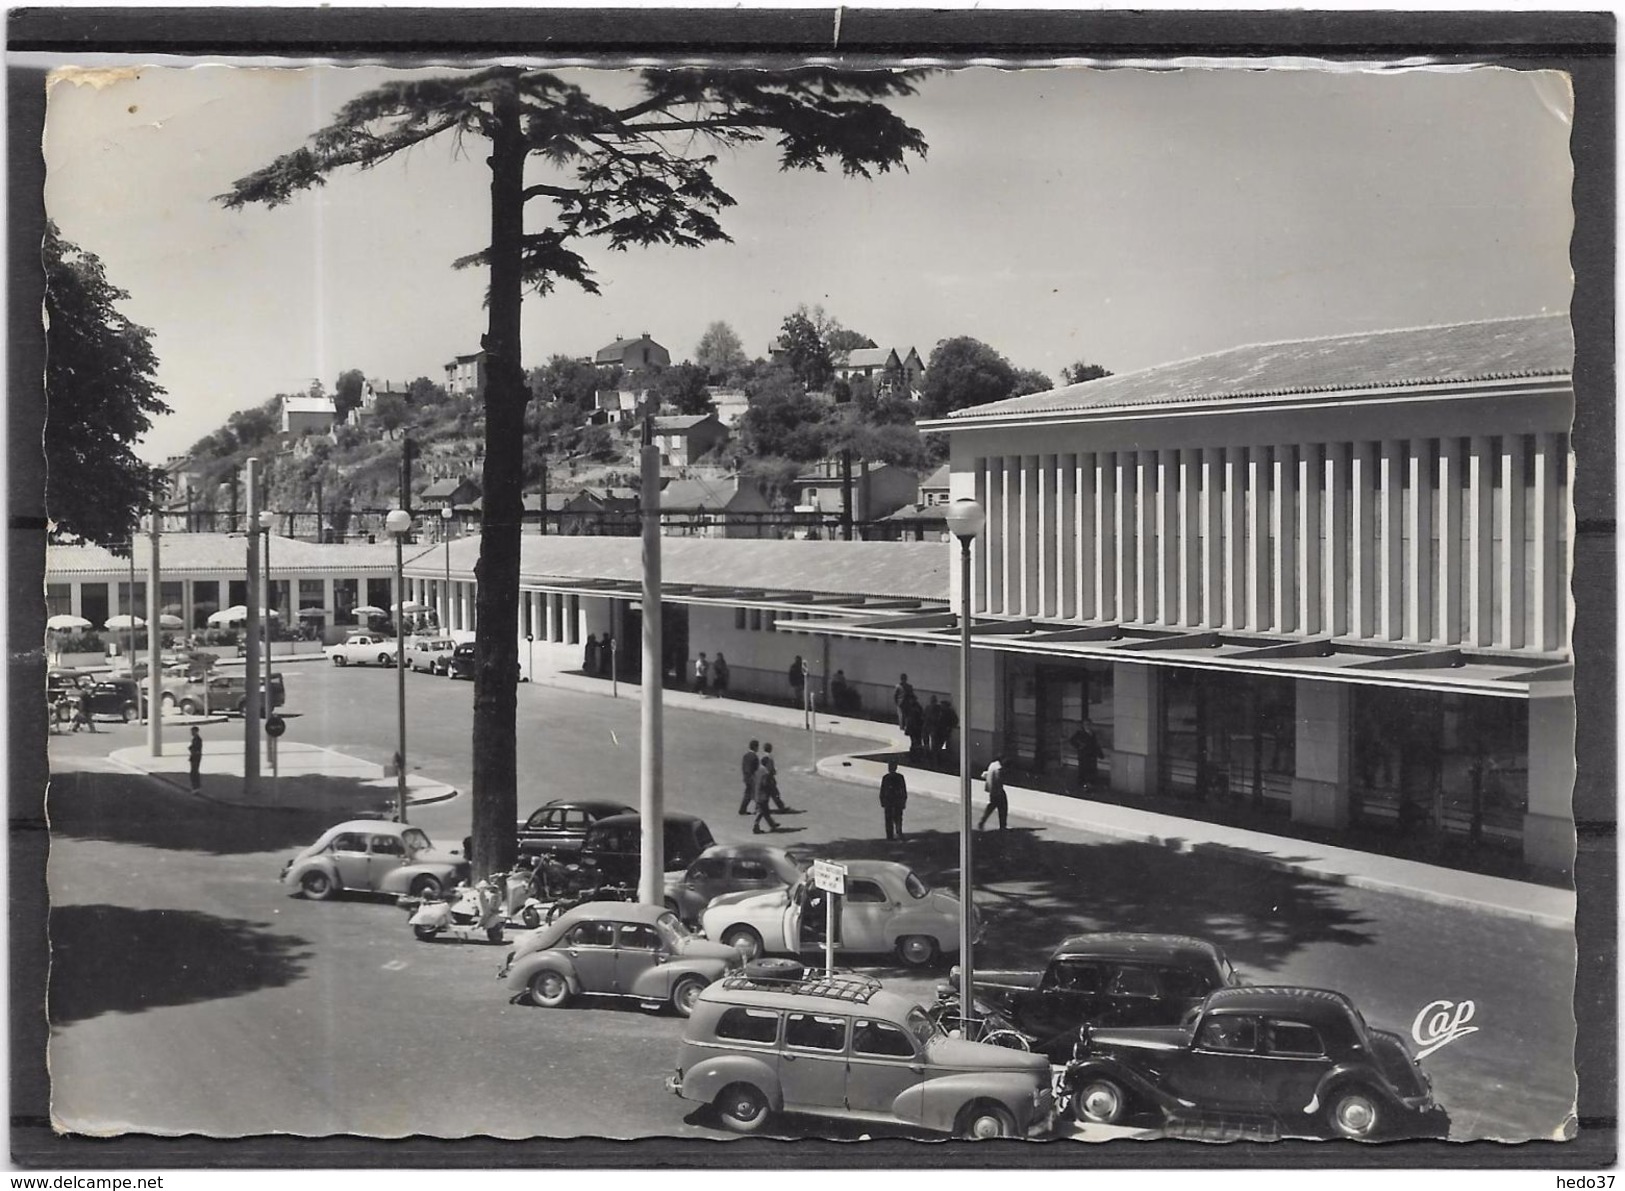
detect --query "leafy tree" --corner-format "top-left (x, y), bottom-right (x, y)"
top-left (1011, 367), bottom-right (1054, 397)
top-left (229, 398), bottom-right (281, 448)
top-left (220, 66), bottom-right (928, 880)
top-left (43, 222), bottom-right (170, 553)
top-left (694, 320), bottom-right (747, 380)
top-left (653, 361), bottom-right (713, 416)
top-left (1060, 360), bottom-right (1113, 385)
top-left (335, 368), bottom-right (367, 419)
top-left (579, 425), bottom-right (618, 462)
top-left (918, 336), bottom-right (1019, 418)
top-left (408, 376), bottom-right (450, 406)
top-left (531, 354), bottom-right (617, 407)
top-left (374, 392), bottom-right (410, 437)
top-left (738, 388), bottom-right (832, 462)
top-left (825, 326), bottom-right (876, 356)
top-left (776, 308), bottom-right (834, 390)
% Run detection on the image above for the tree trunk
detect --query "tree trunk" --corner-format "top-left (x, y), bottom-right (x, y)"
top-left (469, 78), bottom-right (526, 878)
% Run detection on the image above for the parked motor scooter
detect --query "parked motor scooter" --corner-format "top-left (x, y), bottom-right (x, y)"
top-left (402, 878), bottom-right (508, 943)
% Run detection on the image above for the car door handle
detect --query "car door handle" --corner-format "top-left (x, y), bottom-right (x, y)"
top-left (783, 1054), bottom-right (797, 1063)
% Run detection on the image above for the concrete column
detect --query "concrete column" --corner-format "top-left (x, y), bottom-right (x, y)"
top-left (1139, 451), bottom-right (1159, 624)
top-left (1024, 455), bottom-right (1044, 617)
top-left (1291, 679), bottom-right (1350, 828)
top-left (1407, 438), bottom-right (1434, 643)
top-left (1247, 446), bottom-right (1271, 631)
top-left (462, 586), bottom-right (475, 633)
top-left (1116, 454), bottom-right (1137, 621)
top-left (1223, 447), bottom-right (1246, 629)
top-left (70, 582), bottom-right (83, 619)
top-left (1436, 437), bottom-right (1464, 644)
top-left (1159, 449), bottom-right (1182, 626)
top-left (1296, 443), bottom-right (1321, 635)
top-left (544, 593), bottom-right (557, 642)
top-left (1174, 448), bottom-right (1197, 625)
top-left (1003, 457), bottom-right (1019, 616)
top-left (1060, 454), bottom-right (1081, 620)
top-left (973, 458), bottom-right (989, 614)
top-left (1523, 688), bottom-right (1575, 871)
top-left (1530, 432), bottom-right (1562, 652)
top-left (1200, 447), bottom-right (1223, 628)
top-left (1350, 442), bottom-right (1376, 639)
top-left (985, 457), bottom-right (1004, 614)
top-left (1379, 440), bottom-right (1404, 641)
top-left (1498, 435), bottom-right (1527, 649)
top-left (1324, 443), bottom-right (1350, 636)
top-left (1272, 444), bottom-right (1297, 633)
top-left (1110, 662), bottom-right (1160, 797)
top-left (1095, 453), bottom-right (1117, 621)
top-left (323, 578), bottom-right (336, 628)
top-left (569, 595), bottom-right (581, 644)
top-left (1466, 435), bottom-right (1495, 647)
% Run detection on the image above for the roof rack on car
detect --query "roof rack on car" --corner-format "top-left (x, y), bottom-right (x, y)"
top-left (721, 971), bottom-right (884, 1004)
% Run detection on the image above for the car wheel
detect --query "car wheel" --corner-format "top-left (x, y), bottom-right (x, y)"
top-left (236, 699), bottom-right (248, 715)
top-left (520, 905), bottom-right (542, 929)
top-left (721, 926), bottom-right (763, 961)
top-left (1326, 1087), bottom-right (1383, 1140)
top-left (413, 925), bottom-right (439, 942)
top-left (160, 692), bottom-right (176, 708)
top-left (1073, 1077), bottom-right (1128, 1125)
top-left (332, 655), bottom-right (346, 666)
top-left (670, 975), bottom-right (707, 1018)
top-left (486, 926), bottom-right (505, 944)
top-left (714, 1083), bottom-right (770, 1134)
top-left (179, 699), bottom-right (201, 715)
top-left (528, 970), bottom-right (571, 1009)
top-left (300, 871), bottom-right (336, 901)
top-left (379, 653), bottom-right (393, 666)
top-left (959, 1102), bottom-right (1016, 1140)
top-left (743, 957), bottom-right (805, 981)
top-left (409, 874), bottom-right (443, 898)
top-left (120, 704), bottom-right (133, 723)
top-left (897, 935), bottom-right (940, 968)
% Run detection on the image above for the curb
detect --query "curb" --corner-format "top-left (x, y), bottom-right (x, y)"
top-left (815, 755), bottom-right (1575, 931)
top-left (106, 750), bottom-right (461, 814)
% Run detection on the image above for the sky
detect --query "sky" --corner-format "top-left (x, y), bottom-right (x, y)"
top-left (41, 58), bottom-right (1575, 464)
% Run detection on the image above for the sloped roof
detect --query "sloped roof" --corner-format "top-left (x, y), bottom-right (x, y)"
top-left (282, 394), bottom-right (336, 415)
top-left (421, 478), bottom-right (476, 499)
top-left (652, 415), bottom-right (716, 433)
top-left (947, 313), bottom-right (1572, 422)
top-left (595, 334), bottom-right (666, 363)
top-left (877, 503), bottom-right (947, 524)
top-left (408, 535), bottom-right (950, 601)
top-left (919, 464), bottom-right (950, 491)
top-left (47, 533), bottom-right (424, 577)
top-left (841, 347), bottom-right (897, 370)
top-left (660, 477), bottom-right (743, 510)
top-left (522, 492), bottom-right (574, 514)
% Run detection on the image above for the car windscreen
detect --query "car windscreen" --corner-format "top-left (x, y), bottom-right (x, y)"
top-left (400, 828), bottom-right (433, 855)
top-left (906, 1005), bottom-right (939, 1046)
top-left (903, 871), bottom-right (930, 899)
top-left (655, 913), bottom-right (691, 948)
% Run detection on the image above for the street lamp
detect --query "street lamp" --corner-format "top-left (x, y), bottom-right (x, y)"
top-left (386, 508), bottom-right (413, 823)
top-left (942, 496), bottom-right (986, 1035)
top-left (441, 505), bottom-right (454, 632)
top-left (258, 510), bottom-right (275, 719)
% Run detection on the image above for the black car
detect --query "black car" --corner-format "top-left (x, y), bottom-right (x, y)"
top-left (1063, 985), bottom-right (1447, 1140)
top-left (978, 933), bottom-right (1239, 1061)
top-left (578, 811), bottom-right (716, 888)
top-left (516, 799), bottom-right (635, 860)
top-left (448, 642), bottom-right (523, 682)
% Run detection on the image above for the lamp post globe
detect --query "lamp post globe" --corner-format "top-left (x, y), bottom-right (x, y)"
top-left (942, 495), bottom-right (984, 1035)
top-left (944, 497), bottom-right (987, 542)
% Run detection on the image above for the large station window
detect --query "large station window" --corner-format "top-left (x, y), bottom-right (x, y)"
top-left (333, 579), bottom-right (359, 625)
top-left (1160, 671), bottom-right (1294, 812)
top-left (1004, 658), bottom-right (1113, 788)
top-left (191, 581), bottom-right (219, 627)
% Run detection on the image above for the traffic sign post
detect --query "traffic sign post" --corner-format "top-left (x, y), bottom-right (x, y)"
top-left (811, 860), bottom-right (847, 976)
top-left (265, 715), bottom-right (285, 778)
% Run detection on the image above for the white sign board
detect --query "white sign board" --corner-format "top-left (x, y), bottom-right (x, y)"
top-left (811, 859), bottom-right (847, 895)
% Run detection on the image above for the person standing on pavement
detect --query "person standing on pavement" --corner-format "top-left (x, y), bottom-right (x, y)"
top-left (903, 695), bottom-right (925, 762)
top-left (761, 742), bottom-right (790, 811)
top-left (937, 699), bottom-right (959, 764)
top-left (977, 754), bottom-right (1009, 831)
top-left (879, 761), bottom-right (908, 840)
top-left (923, 695), bottom-right (944, 757)
top-left (893, 673), bottom-right (914, 729)
top-left (1070, 719), bottom-right (1104, 791)
top-left (788, 655), bottom-right (806, 707)
top-left (188, 726), bottom-right (204, 793)
top-left (694, 652), bottom-right (710, 696)
top-left (712, 653), bottom-right (730, 697)
top-left (583, 634), bottom-right (599, 676)
top-left (738, 740), bottom-right (761, 814)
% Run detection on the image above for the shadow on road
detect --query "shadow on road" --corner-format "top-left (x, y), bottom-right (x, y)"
top-left (48, 904), bottom-right (311, 1026)
top-left (804, 826), bottom-right (1377, 976)
top-left (46, 770), bottom-right (398, 856)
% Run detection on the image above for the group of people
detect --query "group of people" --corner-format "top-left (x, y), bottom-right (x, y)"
top-left (738, 738), bottom-right (792, 833)
top-left (49, 690), bottom-right (94, 733)
top-left (581, 633), bottom-right (616, 679)
top-left (692, 652), bottom-right (730, 697)
top-left (892, 674), bottom-right (960, 765)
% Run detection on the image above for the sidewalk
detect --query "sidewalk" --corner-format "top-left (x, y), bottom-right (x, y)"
top-left (531, 663), bottom-right (1573, 927)
top-left (109, 739), bottom-right (460, 815)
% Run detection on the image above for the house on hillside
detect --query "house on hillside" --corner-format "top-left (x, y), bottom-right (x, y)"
top-left (660, 475), bottom-right (771, 538)
top-left (708, 388), bottom-right (750, 428)
top-left (832, 346), bottom-right (926, 398)
top-left (419, 477), bottom-right (481, 514)
top-left (592, 333), bottom-right (670, 373)
top-left (917, 463), bottom-right (950, 506)
top-left (870, 501), bottom-right (948, 542)
top-left (444, 351), bottom-right (487, 399)
top-left (282, 392), bottom-right (338, 435)
top-left (792, 458), bottom-right (920, 525)
top-left (589, 389), bottom-right (649, 428)
top-left (652, 414), bottom-right (729, 467)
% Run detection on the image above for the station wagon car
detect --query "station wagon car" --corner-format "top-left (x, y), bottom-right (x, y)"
top-left (978, 933), bottom-right (1240, 1060)
top-left (281, 820), bottom-right (467, 901)
top-left (516, 798), bottom-right (635, 860)
top-left (498, 901), bottom-right (741, 1017)
top-left (165, 670), bottom-right (285, 716)
top-left (664, 844), bottom-right (810, 924)
top-left (405, 636), bottom-right (457, 674)
top-left (1063, 985), bottom-right (1447, 1140)
top-left (325, 634), bottom-right (398, 667)
top-left (667, 970), bottom-right (1054, 1138)
top-left (699, 859), bottom-right (975, 969)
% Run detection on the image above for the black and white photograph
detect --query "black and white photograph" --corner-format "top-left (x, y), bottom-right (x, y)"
top-left (16, 10), bottom-right (1614, 1176)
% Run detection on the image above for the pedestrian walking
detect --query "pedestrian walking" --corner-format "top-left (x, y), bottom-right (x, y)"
top-left (188, 726), bottom-right (204, 793)
top-left (893, 673), bottom-right (914, 729)
top-left (71, 698), bottom-right (95, 733)
top-left (761, 742), bottom-right (790, 812)
top-left (879, 761), bottom-right (909, 840)
top-left (830, 669), bottom-right (855, 713)
top-left (977, 755), bottom-right (1009, 831)
top-left (1070, 719), bottom-right (1104, 791)
top-left (788, 655), bottom-right (806, 707)
top-left (903, 695), bottom-right (926, 762)
top-left (923, 695), bottom-right (944, 756)
top-left (712, 653), bottom-right (730, 697)
top-left (583, 633), bottom-right (600, 676)
top-left (751, 765), bottom-right (780, 835)
top-left (693, 652), bottom-right (710, 696)
top-left (937, 699), bottom-right (959, 762)
top-left (739, 739), bottom-right (761, 814)
top-left (599, 633), bottom-right (614, 677)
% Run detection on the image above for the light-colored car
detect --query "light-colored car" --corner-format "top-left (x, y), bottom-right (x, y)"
top-left (325, 634), bottom-right (399, 667)
top-left (666, 969), bottom-right (1055, 1138)
top-left (700, 859), bottom-right (977, 969)
top-left (498, 901), bottom-right (742, 1017)
top-left (664, 844), bottom-right (810, 925)
top-left (405, 636), bottom-right (456, 674)
top-left (280, 820), bottom-right (467, 901)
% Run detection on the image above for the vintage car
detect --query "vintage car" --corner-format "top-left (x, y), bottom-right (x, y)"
top-left (498, 901), bottom-right (741, 1017)
top-left (699, 859), bottom-right (975, 969)
top-left (666, 969), bottom-right (1055, 1138)
top-left (280, 820), bottom-right (467, 901)
top-left (664, 843), bottom-right (810, 924)
top-left (977, 933), bottom-right (1241, 1060)
top-left (448, 642), bottom-right (477, 679)
top-left (578, 811), bottom-right (716, 888)
top-left (1063, 985), bottom-right (1447, 1140)
top-left (516, 798), bottom-right (635, 861)
top-left (163, 670), bottom-right (285, 716)
top-left (325, 634), bottom-right (399, 667)
top-left (405, 636), bottom-right (457, 675)
top-left (70, 676), bottom-right (146, 722)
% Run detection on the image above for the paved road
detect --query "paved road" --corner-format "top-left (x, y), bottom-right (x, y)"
top-left (44, 663), bottom-right (1576, 1141)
